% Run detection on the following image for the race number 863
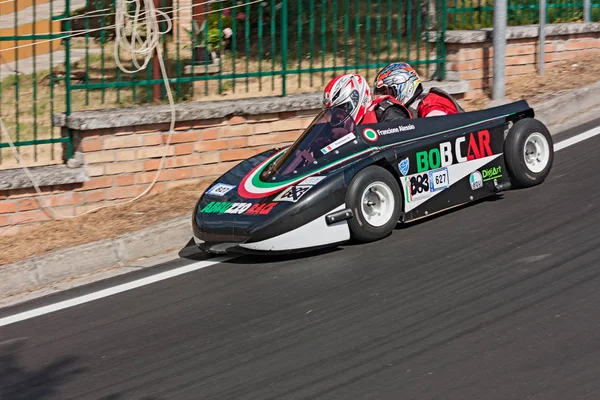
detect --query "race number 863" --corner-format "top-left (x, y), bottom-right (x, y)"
top-left (409, 173), bottom-right (429, 196)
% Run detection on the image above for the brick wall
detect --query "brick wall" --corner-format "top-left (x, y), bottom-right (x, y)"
top-left (445, 24), bottom-right (600, 98)
top-left (0, 109), bottom-right (318, 236)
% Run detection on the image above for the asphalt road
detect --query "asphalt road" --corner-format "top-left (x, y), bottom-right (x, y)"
top-left (2, 123), bottom-right (600, 400)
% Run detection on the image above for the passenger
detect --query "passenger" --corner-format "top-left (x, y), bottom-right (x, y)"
top-left (373, 62), bottom-right (464, 118)
top-left (362, 91), bottom-right (413, 123)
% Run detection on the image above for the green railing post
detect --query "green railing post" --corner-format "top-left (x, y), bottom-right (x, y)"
top-left (437, 0), bottom-right (447, 81)
top-left (64, 0), bottom-right (73, 160)
top-left (50, 0), bottom-right (55, 160)
top-left (297, 0), bottom-right (302, 88)
top-left (258, 4), bottom-right (264, 92)
top-left (281, 0), bottom-right (288, 96)
top-left (14, 0), bottom-right (20, 148)
top-left (320, 1), bottom-right (326, 85)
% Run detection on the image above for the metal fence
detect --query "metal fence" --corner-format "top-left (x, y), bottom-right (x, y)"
top-left (0, 0), bottom-right (75, 168)
top-left (1, 0), bottom-right (449, 168)
top-left (447, 0), bottom-right (600, 29)
top-left (1, 0), bottom-right (598, 168)
top-left (66, 0), bottom-right (447, 100)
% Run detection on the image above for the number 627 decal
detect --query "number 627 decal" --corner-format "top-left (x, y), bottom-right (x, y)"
top-left (428, 167), bottom-right (449, 192)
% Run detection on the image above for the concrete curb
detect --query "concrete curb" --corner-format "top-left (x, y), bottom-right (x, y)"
top-left (2, 82), bottom-right (600, 300)
top-left (531, 80), bottom-right (600, 128)
top-left (0, 215), bottom-right (191, 298)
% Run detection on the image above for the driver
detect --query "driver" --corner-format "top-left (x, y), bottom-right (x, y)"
top-left (373, 62), bottom-right (463, 117)
top-left (323, 73), bottom-right (410, 124)
top-left (322, 73), bottom-right (373, 125)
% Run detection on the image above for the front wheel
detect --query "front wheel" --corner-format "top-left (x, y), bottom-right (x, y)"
top-left (504, 118), bottom-right (554, 188)
top-left (346, 165), bottom-right (402, 243)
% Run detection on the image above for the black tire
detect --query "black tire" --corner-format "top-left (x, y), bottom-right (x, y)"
top-left (504, 118), bottom-right (554, 188)
top-left (346, 165), bottom-right (402, 243)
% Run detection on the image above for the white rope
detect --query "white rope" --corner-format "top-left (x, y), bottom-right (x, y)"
top-left (0, 0), bottom-right (176, 219)
top-left (0, 0), bottom-right (264, 222)
top-left (114, 0), bottom-right (172, 73)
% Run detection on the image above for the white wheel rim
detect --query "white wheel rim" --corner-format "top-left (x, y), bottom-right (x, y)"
top-left (360, 181), bottom-right (395, 227)
top-left (523, 132), bottom-right (550, 174)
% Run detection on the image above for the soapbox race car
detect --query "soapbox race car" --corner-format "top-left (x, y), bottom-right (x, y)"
top-left (192, 100), bottom-right (554, 254)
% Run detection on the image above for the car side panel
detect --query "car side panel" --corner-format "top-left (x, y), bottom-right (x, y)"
top-left (359, 119), bottom-right (511, 222)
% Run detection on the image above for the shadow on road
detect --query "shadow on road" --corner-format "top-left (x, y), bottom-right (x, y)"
top-left (395, 193), bottom-right (505, 230)
top-left (178, 237), bottom-right (344, 264)
top-left (226, 246), bottom-right (344, 265)
top-left (0, 339), bottom-right (85, 400)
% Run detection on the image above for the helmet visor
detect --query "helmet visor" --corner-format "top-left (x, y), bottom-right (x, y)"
top-left (336, 89), bottom-right (359, 114)
top-left (374, 85), bottom-right (392, 96)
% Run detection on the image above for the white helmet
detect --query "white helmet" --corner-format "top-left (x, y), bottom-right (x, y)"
top-left (323, 74), bottom-right (373, 123)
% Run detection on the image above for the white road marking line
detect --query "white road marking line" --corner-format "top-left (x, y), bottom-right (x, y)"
top-left (554, 126), bottom-right (600, 151)
top-left (0, 256), bottom-right (235, 327)
top-left (1, 125), bottom-right (599, 328)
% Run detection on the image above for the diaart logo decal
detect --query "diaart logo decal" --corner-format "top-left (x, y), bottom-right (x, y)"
top-left (482, 166), bottom-right (502, 182)
top-left (363, 128), bottom-right (378, 142)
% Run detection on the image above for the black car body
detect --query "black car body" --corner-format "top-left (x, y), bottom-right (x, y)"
top-left (192, 100), bottom-right (553, 254)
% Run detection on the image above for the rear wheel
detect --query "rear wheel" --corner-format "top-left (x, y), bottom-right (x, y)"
top-left (504, 118), bottom-right (554, 188)
top-left (346, 166), bottom-right (402, 242)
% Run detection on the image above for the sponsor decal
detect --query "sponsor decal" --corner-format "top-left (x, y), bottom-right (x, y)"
top-left (428, 167), bottom-right (449, 192)
top-left (404, 172), bottom-right (431, 202)
top-left (200, 201), bottom-right (278, 215)
top-left (363, 125), bottom-right (415, 143)
top-left (321, 132), bottom-right (356, 155)
top-left (363, 128), bottom-right (378, 142)
top-left (398, 157), bottom-right (410, 176)
top-left (206, 183), bottom-right (235, 197)
top-left (482, 166), bottom-right (502, 182)
top-left (416, 129), bottom-right (493, 173)
top-left (378, 127), bottom-right (400, 135)
top-left (398, 124), bottom-right (416, 132)
top-left (301, 176), bottom-right (326, 185)
top-left (377, 125), bottom-right (416, 136)
top-left (274, 185), bottom-right (312, 202)
top-left (469, 171), bottom-right (483, 190)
